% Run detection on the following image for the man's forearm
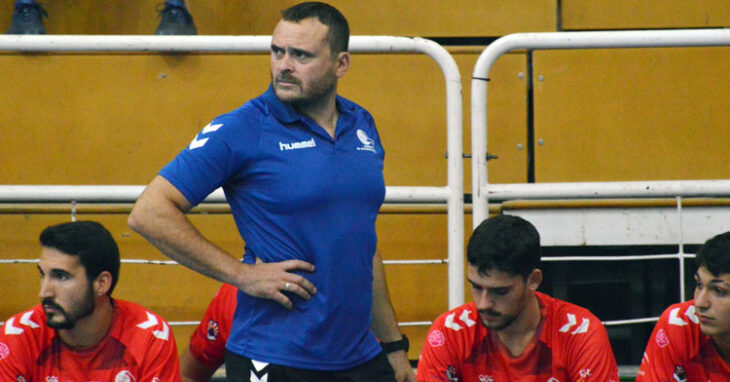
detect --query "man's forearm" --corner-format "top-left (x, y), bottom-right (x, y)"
top-left (128, 176), bottom-right (245, 287)
top-left (370, 250), bottom-right (403, 342)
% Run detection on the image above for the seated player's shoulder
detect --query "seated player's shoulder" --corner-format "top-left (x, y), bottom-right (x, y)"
top-left (0, 305), bottom-right (47, 341)
top-left (656, 300), bottom-right (701, 336)
top-left (430, 302), bottom-right (481, 339)
top-left (546, 294), bottom-right (605, 337)
top-left (115, 300), bottom-right (174, 343)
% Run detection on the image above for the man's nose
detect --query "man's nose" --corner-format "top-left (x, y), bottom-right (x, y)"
top-left (39, 277), bottom-right (53, 300)
top-left (475, 292), bottom-right (494, 310)
top-left (277, 53), bottom-right (295, 73)
top-left (694, 287), bottom-right (710, 310)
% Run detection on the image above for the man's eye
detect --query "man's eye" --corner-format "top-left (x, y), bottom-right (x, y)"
top-left (494, 289), bottom-right (509, 296)
top-left (715, 288), bottom-right (727, 296)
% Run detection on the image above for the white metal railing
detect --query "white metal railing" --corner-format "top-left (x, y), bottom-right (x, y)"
top-left (0, 35), bottom-right (464, 312)
top-left (471, 29), bottom-right (730, 325)
top-left (472, 28), bottom-right (730, 225)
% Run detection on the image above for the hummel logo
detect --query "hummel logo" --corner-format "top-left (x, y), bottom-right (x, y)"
top-left (279, 138), bottom-right (316, 151)
top-left (189, 123), bottom-right (223, 150)
top-left (559, 313), bottom-right (589, 334)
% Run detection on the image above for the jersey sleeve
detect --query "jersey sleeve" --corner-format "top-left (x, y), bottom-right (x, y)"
top-left (561, 311), bottom-right (620, 382)
top-left (416, 311), bottom-right (467, 382)
top-left (159, 110), bottom-right (261, 206)
top-left (130, 310), bottom-right (183, 382)
top-left (188, 284), bottom-right (237, 370)
top-left (0, 308), bottom-right (44, 381)
top-left (635, 304), bottom-right (694, 382)
top-left (0, 313), bottom-right (34, 380)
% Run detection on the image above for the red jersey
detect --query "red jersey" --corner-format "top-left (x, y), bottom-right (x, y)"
top-left (417, 292), bottom-right (619, 382)
top-left (188, 283), bottom-right (236, 370)
top-left (0, 300), bottom-right (181, 382)
top-left (636, 300), bottom-right (730, 381)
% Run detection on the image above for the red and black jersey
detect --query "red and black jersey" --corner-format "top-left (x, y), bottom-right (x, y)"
top-left (188, 283), bottom-right (236, 370)
top-left (417, 292), bottom-right (619, 382)
top-left (0, 300), bottom-right (181, 381)
top-left (636, 300), bottom-right (730, 381)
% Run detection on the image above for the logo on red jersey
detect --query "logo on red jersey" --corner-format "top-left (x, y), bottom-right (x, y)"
top-left (0, 342), bottom-right (9, 360)
top-left (16, 375), bottom-right (26, 382)
top-left (655, 328), bottom-right (670, 348)
top-left (207, 319), bottom-right (220, 340)
top-left (136, 312), bottom-right (170, 341)
top-left (115, 370), bottom-right (136, 382)
top-left (428, 329), bottom-right (446, 347)
top-left (558, 313), bottom-right (589, 335)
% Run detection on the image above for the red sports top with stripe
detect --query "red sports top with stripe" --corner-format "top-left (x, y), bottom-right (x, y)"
top-left (0, 300), bottom-right (181, 382)
top-left (636, 300), bottom-right (730, 381)
top-left (188, 283), bottom-right (237, 370)
top-left (417, 292), bottom-right (619, 382)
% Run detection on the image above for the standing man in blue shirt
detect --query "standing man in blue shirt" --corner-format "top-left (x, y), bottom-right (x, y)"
top-left (128, 2), bottom-right (414, 381)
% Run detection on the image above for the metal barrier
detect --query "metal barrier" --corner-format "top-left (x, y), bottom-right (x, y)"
top-left (0, 34), bottom-right (465, 319)
top-left (471, 29), bottom-right (730, 318)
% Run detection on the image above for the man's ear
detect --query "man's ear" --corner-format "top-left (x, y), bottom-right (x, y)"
top-left (93, 271), bottom-right (113, 296)
top-left (526, 269), bottom-right (543, 292)
top-left (335, 51), bottom-right (350, 78)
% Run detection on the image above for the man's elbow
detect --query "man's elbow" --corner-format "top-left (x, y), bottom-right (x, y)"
top-left (127, 199), bottom-right (151, 235)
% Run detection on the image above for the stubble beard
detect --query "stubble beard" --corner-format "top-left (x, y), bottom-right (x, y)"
top-left (273, 71), bottom-right (337, 110)
top-left (43, 285), bottom-right (96, 330)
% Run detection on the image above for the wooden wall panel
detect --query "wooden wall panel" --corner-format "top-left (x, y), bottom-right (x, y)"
top-left (0, 52), bottom-right (452, 186)
top-left (0, 54), bottom-right (271, 184)
top-left (562, 0), bottom-right (730, 30)
top-left (0, 0), bottom-right (556, 36)
top-left (532, 47), bottom-right (730, 182)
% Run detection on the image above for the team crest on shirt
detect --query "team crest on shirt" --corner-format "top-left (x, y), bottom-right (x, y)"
top-left (115, 370), bottom-right (136, 382)
top-left (0, 342), bottom-right (9, 360)
top-left (207, 319), bottom-right (220, 340)
top-left (356, 129), bottom-right (376, 152)
top-left (427, 329), bottom-right (445, 347)
top-left (655, 328), bottom-right (670, 348)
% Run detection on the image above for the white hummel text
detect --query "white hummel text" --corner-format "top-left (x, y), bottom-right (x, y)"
top-left (279, 138), bottom-right (316, 151)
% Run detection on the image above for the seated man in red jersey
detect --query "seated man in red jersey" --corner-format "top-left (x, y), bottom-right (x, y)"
top-left (181, 283), bottom-right (237, 382)
top-left (636, 231), bottom-right (730, 381)
top-left (0, 221), bottom-right (181, 381)
top-left (417, 214), bottom-right (619, 382)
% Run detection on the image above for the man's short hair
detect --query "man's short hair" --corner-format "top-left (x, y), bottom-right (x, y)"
top-left (40, 221), bottom-right (120, 295)
top-left (696, 231), bottom-right (730, 277)
top-left (281, 2), bottom-right (349, 55)
top-left (467, 214), bottom-right (541, 279)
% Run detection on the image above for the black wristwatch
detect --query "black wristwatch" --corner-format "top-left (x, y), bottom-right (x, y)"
top-left (381, 334), bottom-right (409, 354)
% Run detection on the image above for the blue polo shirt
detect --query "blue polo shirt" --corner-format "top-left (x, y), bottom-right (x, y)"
top-left (160, 84), bottom-right (386, 370)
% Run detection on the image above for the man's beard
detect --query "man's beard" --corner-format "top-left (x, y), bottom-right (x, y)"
top-left (274, 71), bottom-right (337, 109)
top-left (43, 285), bottom-right (96, 330)
top-left (480, 309), bottom-right (518, 331)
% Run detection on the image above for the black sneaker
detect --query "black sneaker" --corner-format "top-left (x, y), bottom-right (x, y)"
top-left (6, 3), bottom-right (47, 35)
top-left (154, 3), bottom-right (197, 35)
